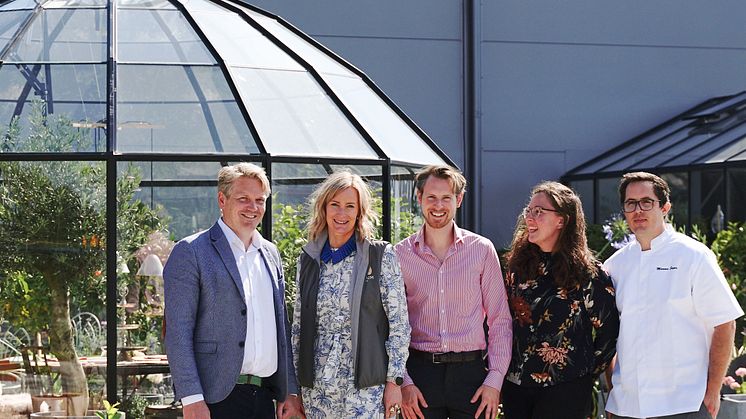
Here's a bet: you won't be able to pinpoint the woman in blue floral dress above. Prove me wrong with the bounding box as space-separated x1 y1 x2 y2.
292 170 410 419
502 181 619 419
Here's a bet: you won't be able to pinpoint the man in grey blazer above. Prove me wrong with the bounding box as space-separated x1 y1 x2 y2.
164 163 304 419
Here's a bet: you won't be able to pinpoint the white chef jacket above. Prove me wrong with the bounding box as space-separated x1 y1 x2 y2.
603 225 743 418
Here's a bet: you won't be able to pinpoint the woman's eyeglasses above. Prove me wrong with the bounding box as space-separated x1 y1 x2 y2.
523 206 559 219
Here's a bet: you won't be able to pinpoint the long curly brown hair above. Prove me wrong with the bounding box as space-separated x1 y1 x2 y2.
506 181 597 289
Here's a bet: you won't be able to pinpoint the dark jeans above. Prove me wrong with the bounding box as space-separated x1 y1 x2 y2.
207 383 275 419
407 353 489 419
501 375 594 419
612 403 710 419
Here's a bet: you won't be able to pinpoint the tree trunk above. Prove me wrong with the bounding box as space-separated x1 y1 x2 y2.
45 270 89 416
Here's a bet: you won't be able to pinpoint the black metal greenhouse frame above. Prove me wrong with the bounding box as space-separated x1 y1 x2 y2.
0 0 456 402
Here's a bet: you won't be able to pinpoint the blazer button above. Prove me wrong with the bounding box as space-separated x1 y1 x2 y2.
241 309 247 316
239 341 245 348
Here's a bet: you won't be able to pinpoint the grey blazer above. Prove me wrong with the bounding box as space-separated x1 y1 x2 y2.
163 222 298 404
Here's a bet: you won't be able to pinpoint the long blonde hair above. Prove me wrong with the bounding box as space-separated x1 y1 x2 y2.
307 170 377 242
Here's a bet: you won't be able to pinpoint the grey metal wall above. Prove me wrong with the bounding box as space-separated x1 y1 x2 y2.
248 0 746 247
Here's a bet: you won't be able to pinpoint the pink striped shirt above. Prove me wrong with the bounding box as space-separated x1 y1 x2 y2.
394 224 512 390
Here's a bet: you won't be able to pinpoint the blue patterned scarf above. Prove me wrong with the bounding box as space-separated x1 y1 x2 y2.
320 235 357 264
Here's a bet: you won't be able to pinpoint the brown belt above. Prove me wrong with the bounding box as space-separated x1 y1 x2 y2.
409 348 485 364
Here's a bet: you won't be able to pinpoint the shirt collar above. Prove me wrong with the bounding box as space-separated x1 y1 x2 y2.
648 224 674 250
218 218 262 252
413 221 465 249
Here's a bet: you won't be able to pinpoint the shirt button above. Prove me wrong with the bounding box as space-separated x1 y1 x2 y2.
241 309 247 316
239 341 245 348
440 289 444 293
442 329 446 333
441 310 445 313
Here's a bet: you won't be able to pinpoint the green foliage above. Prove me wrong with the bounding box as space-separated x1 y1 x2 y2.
692 222 746 347
95 400 122 419
120 394 148 419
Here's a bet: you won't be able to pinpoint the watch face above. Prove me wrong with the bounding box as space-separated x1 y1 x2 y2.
395 377 403 386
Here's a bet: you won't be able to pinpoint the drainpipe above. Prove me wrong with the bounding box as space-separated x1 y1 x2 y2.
462 0 481 232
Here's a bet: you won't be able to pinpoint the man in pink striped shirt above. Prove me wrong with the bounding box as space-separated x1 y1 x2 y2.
395 165 512 419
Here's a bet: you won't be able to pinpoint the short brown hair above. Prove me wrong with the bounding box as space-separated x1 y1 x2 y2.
618 172 669 207
414 165 466 195
218 163 271 197
307 169 378 242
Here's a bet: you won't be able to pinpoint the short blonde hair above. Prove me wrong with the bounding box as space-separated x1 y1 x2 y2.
307 170 377 242
218 163 270 197
415 165 467 196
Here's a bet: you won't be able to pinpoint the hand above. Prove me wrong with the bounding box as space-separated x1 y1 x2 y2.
401 384 428 419
277 394 306 419
470 385 499 419
703 386 720 419
183 400 211 419
384 382 402 418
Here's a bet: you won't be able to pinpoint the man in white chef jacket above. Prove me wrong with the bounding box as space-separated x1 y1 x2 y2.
604 171 743 419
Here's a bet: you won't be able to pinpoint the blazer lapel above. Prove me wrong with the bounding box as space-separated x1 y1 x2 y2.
209 223 246 301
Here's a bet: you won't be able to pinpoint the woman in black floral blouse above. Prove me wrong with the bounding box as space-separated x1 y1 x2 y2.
502 181 619 419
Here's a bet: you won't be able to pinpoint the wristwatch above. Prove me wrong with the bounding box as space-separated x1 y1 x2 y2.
387 376 404 386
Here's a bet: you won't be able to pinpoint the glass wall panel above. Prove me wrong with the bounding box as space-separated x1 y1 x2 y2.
183 0 303 72
690 169 725 232
231 68 376 158
660 172 688 227
0 64 107 152
0 160 109 412
728 168 746 222
117 9 215 64
117 65 256 154
3 8 106 63
597 177 620 223
0 10 33 52
569 179 594 224
391 165 421 243
325 75 446 165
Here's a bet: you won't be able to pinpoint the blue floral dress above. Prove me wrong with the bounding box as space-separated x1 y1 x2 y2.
292 246 410 419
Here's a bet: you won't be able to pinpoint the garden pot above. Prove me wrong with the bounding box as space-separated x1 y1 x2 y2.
31 393 88 415
718 394 746 419
30 410 125 418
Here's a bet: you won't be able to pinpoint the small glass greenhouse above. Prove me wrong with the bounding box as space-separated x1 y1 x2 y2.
0 0 453 411
563 91 746 231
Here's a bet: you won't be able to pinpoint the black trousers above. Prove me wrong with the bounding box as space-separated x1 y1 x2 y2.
407 354 489 419
501 375 594 419
207 383 275 419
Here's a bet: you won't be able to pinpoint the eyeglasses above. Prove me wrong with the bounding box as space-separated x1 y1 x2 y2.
523 206 559 219
622 198 660 213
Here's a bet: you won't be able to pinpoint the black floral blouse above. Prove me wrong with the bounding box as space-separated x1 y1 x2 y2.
504 253 619 387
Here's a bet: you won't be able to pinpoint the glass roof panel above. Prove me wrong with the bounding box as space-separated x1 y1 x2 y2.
117 9 215 64
230 67 376 158
117 64 257 153
325 75 446 165
574 119 694 174
702 135 746 164
117 0 175 10
684 92 746 119
666 121 746 167
0 0 37 11
603 127 693 172
0 10 33 52
0 63 106 152
241 8 355 78
628 131 715 169
42 0 105 8
178 0 304 71
3 8 106 62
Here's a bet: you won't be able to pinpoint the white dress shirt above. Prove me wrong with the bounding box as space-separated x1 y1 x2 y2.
182 220 278 406
603 225 743 418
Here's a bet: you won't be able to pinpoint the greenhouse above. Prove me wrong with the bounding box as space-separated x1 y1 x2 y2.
563 91 746 232
0 0 453 415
